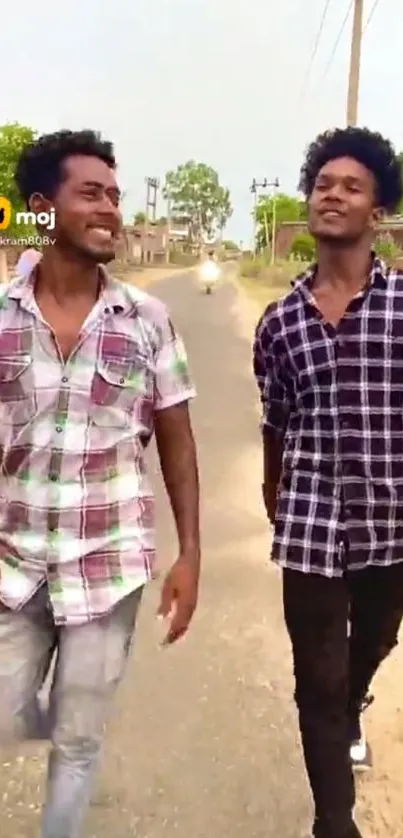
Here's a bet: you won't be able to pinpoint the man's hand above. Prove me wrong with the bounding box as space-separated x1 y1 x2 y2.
262 481 277 525
262 428 282 525
157 553 200 645
154 401 200 644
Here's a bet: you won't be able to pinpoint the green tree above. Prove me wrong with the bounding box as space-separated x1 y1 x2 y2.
290 232 316 262
255 193 307 250
222 239 239 251
133 211 146 226
163 161 232 247
0 122 37 280
0 123 37 234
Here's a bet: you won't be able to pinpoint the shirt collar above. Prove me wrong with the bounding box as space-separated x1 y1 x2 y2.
291 252 388 297
7 264 131 316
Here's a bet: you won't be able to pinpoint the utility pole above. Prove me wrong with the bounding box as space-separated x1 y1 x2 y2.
165 193 172 264
251 179 270 256
250 178 279 259
145 177 159 222
270 178 280 266
250 179 259 255
346 0 364 126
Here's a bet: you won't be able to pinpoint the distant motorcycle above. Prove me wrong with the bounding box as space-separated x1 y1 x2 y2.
199 258 221 295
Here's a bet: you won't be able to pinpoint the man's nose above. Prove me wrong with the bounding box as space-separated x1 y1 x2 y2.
325 183 344 201
96 193 120 215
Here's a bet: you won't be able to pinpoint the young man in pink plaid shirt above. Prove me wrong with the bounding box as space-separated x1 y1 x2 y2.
0 130 200 837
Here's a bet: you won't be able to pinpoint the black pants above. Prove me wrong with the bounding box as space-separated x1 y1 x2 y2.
283 564 403 838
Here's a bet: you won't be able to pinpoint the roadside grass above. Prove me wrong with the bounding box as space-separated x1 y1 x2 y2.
238 255 309 308
238 251 403 308
111 261 194 288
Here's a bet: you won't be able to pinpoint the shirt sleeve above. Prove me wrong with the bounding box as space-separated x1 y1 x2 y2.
253 312 290 434
154 309 196 410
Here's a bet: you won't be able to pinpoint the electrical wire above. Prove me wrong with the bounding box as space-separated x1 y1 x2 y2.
321 0 354 82
297 0 381 138
363 0 381 33
300 0 333 100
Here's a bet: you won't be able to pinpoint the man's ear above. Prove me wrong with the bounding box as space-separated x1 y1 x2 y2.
371 206 384 231
28 192 52 214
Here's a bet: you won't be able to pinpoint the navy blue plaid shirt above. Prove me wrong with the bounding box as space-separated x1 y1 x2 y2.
253 256 403 576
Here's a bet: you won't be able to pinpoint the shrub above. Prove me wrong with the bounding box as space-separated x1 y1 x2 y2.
374 232 401 261
290 232 316 262
134 211 146 225
168 247 198 267
222 239 239 251
239 253 269 278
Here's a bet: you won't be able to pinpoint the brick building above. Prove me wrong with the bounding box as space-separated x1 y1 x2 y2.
116 220 192 265
276 219 403 259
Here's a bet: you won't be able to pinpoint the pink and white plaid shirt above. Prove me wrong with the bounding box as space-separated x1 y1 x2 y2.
0 270 196 625
14 248 42 278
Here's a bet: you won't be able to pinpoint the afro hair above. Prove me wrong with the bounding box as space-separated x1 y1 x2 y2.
15 129 116 206
299 126 403 214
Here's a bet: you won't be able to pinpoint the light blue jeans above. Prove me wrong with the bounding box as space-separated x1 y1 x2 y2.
0 584 143 838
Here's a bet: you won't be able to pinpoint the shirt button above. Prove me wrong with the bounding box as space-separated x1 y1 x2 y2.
119 377 125 385
341 420 349 430
345 508 352 518
55 426 63 434
49 473 58 482
61 376 68 383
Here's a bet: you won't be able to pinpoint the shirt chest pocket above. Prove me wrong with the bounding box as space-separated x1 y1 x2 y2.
0 354 36 426
91 353 152 428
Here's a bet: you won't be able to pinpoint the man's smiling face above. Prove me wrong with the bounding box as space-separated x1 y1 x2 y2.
29 154 122 264
308 156 382 245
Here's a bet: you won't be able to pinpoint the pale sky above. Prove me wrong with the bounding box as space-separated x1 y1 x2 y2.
2 0 402 245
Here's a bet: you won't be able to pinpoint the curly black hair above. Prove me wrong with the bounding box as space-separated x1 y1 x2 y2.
15 129 116 206
299 127 403 214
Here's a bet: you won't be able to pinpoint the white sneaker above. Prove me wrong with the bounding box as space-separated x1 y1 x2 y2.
349 717 373 772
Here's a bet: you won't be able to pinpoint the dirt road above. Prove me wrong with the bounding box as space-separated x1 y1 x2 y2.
1 268 403 837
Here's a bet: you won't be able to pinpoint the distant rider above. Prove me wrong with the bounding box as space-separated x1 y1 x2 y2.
199 250 221 293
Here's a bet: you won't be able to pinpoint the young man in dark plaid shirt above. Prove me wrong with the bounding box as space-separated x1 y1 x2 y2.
253 127 403 838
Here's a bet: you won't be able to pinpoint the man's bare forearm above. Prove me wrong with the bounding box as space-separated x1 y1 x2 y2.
262 427 283 522
155 403 200 558
263 427 283 487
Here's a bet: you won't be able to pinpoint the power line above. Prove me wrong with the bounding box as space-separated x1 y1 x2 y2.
363 0 381 33
300 0 333 99
321 0 354 82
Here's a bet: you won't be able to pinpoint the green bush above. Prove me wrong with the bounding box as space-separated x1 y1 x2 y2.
290 232 316 262
133 211 146 225
168 247 198 267
239 253 269 278
222 239 239 251
374 233 401 261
